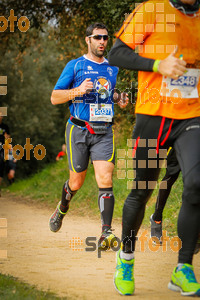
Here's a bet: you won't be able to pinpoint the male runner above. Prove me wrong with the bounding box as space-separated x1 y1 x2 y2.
109 0 200 296
49 23 127 248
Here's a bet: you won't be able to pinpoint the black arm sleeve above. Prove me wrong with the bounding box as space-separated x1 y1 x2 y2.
108 39 155 72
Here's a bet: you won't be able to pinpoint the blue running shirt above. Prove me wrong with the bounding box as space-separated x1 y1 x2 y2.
54 55 119 122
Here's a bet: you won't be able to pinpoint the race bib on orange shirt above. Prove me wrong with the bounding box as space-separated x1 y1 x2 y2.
161 69 200 99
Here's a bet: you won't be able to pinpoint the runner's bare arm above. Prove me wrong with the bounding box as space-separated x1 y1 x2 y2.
51 78 93 105
113 92 129 108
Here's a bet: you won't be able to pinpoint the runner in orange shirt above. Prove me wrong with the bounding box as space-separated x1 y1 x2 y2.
109 0 200 296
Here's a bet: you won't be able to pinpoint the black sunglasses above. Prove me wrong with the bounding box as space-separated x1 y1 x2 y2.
88 34 109 41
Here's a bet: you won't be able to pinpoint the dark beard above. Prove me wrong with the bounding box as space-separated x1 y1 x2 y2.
92 48 105 58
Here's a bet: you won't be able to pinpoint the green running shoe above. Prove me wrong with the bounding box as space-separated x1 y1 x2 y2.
168 264 200 297
114 250 135 295
49 201 67 232
98 228 117 251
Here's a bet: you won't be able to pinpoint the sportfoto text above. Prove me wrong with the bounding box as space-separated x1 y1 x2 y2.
69 230 182 258
3 138 46 160
0 9 30 32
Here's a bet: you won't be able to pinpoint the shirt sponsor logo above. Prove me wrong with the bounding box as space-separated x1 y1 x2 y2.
107 67 113 76
94 77 111 100
84 71 98 74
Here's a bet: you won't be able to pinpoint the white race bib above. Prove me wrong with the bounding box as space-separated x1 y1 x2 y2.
161 68 200 99
89 103 113 122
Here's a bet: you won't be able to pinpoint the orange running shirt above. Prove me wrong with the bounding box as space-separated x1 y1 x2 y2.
116 0 200 119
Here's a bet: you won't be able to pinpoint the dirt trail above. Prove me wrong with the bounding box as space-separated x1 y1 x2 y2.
0 193 199 300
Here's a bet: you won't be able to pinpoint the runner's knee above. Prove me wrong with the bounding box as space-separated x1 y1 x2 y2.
126 188 152 207
184 173 200 204
96 172 113 188
69 178 84 191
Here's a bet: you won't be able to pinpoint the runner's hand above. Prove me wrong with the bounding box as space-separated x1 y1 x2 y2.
158 46 186 80
79 78 93 94
113 92 129 108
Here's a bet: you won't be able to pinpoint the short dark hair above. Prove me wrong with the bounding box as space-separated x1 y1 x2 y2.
86 23 108 36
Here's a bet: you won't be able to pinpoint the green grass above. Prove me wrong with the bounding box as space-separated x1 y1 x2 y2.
1 124 184 298
3 121 183 235
4 157 183 236
6 157 100 216
0 273 67 300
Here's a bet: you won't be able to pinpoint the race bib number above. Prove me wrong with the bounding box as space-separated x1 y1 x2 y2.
160 68 200 99
89 104 113 122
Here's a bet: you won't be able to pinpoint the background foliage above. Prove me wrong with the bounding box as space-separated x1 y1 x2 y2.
0 0 139 178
